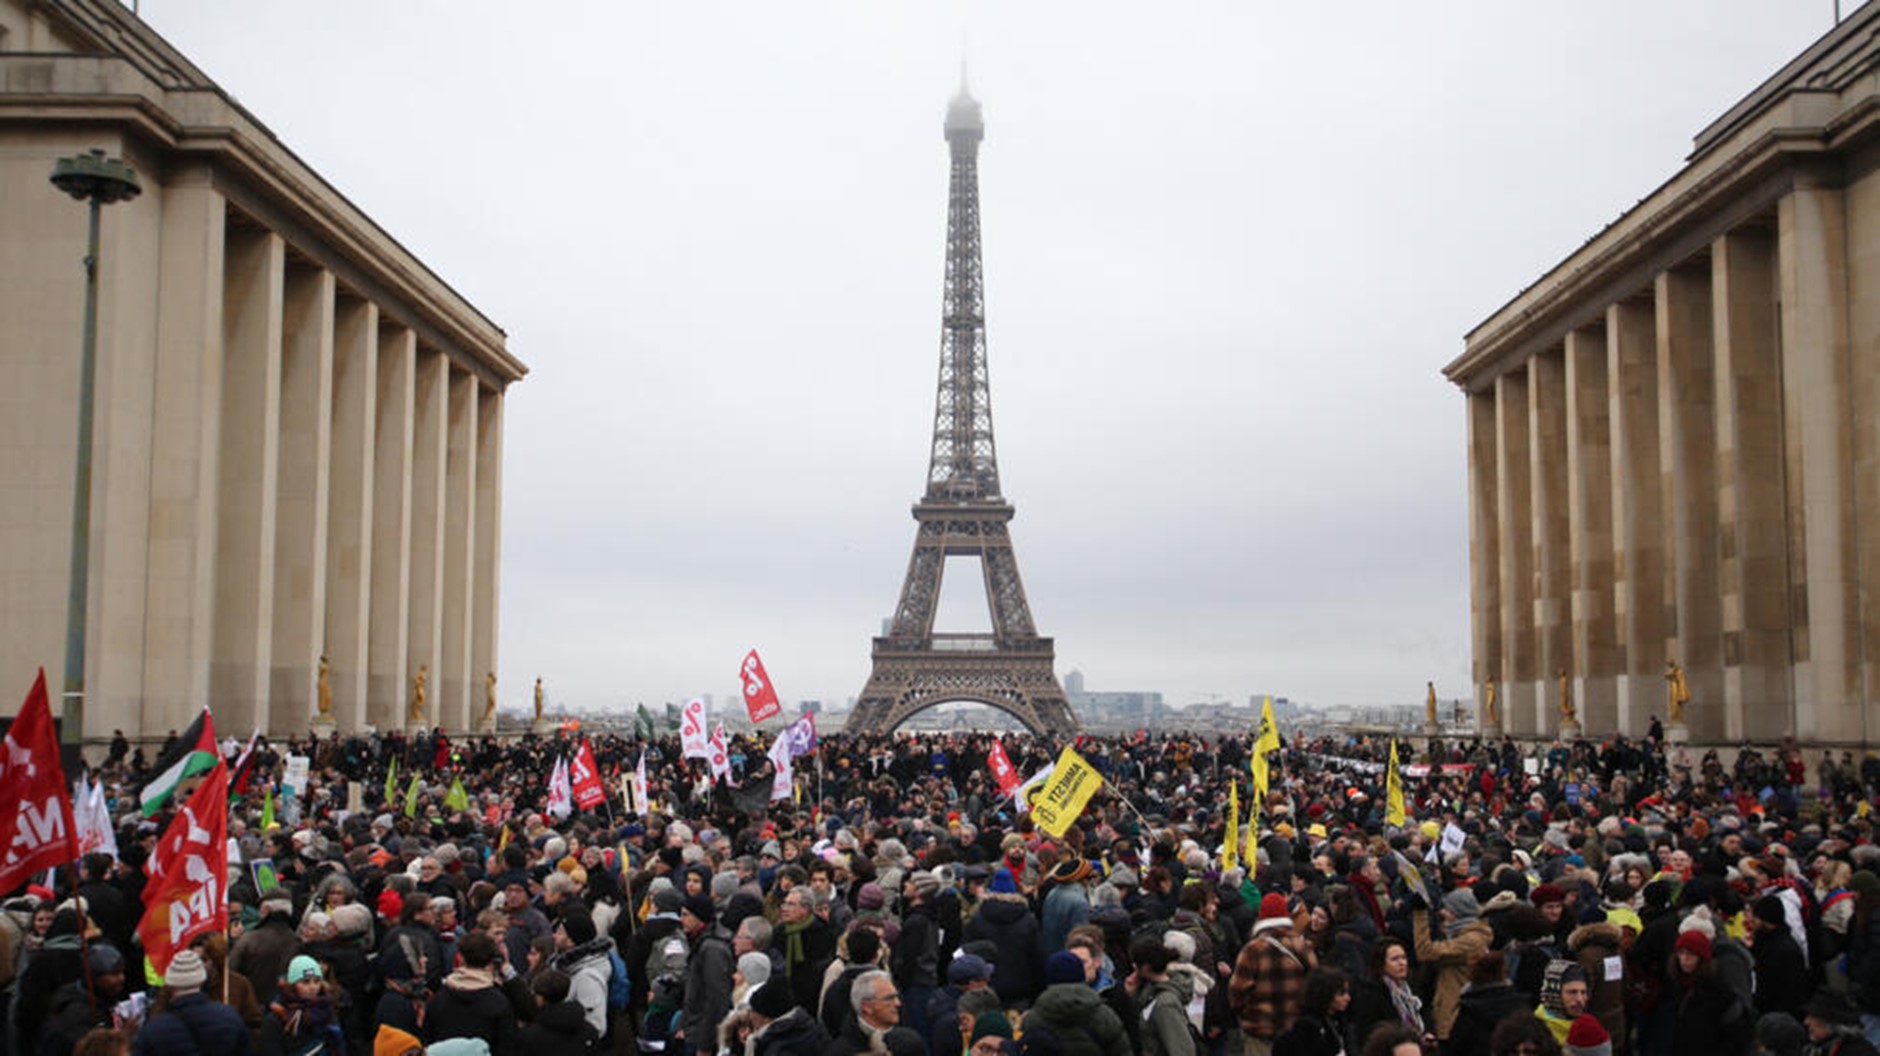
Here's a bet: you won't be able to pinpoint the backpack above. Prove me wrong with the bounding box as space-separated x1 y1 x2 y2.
607 947 632 1014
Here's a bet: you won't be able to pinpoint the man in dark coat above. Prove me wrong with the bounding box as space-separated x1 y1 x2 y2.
131 950 253 1056
829 969 928 1056
1751 895 1810 1021
679 894 735 1056
229 894 302 1005
622 884 685 1022
747 979 833 1056
822 926 882 1039
424 933 519 1056
963 870 1043 1006
39 944 125 1056
771 887 835 1014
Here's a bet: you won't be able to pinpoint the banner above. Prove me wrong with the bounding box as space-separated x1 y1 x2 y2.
282 755 310 796
1385 740 1406 827
445 778 470 813
383 755 399 806
783 714 818 758
1030 746 1103 840
1014 762 1055 813
571 742 606 810
740 650 783 725
0 670 77 892
1223 779 1240 873
680 698 711 760
138 757 228 976
632 750 650 815
707 723 731 784
547 756 572 820
768 734 793 802
75 778 117 861
140 706 218 817
987 742 1020 795
1251 696 1281 804
635 703 658 741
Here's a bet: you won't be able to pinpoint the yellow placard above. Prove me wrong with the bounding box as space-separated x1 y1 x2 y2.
1031 746 1103 839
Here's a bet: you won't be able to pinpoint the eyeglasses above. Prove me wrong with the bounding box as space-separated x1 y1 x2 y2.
867 992 902 1003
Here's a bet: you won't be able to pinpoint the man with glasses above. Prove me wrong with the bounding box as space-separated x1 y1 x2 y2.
830 969 926 1056
773 888 835 1013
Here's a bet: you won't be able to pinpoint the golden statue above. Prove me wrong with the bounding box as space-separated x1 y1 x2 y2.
533 677 545 721
1666 659 1690 724
409 665 428 723
1558 668 1576 724
317 653 333 718
1425 681 1438 725
483 671 498 723
1483 675 1499 728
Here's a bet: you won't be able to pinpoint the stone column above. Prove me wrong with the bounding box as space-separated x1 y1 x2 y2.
368 324 414 732
1565 324 1618 734
1779 180 1861 743
406 348 448 731
1495 369 1536 734
325 297 377 731
1656 265 1723 740
210 225 284 736
270 264 334 736
441 368 478 732
1608 298 1664 736
140 166 225 734
1529 349 1572 738
472 387 505 734
1712 228 1792 741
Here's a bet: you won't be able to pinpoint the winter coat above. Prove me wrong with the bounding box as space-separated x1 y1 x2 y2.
553 936 615 1039
231 918 303 1005
1668 974 1751 1056
773 915 836 1013
964 893 1044 1005
1567 921 1627 1045
827 1017 928 1056
624 914 685 1018
14 936 86 1047
1041 884 1091 957
751 1007 833 1056
133 992 256 1056
1138 974 1198 1056
517 999 599 1054
892 902 940 990
680 924 735 1056
821 960 875 1040
1273 1013 1349 1056
1445 982 1528 1056
1026 982 1133 1056
425 967 519 1056
151 965 266 1047
1410 910 1493 1039
1750 924 1809 1020
1230 922 1317 1041
38 979 113 1056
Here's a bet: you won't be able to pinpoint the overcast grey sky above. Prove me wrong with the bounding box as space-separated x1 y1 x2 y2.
145 2 1834 718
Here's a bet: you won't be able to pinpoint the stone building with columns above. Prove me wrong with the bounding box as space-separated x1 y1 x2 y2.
1446 8 1880 747
0 0 524 741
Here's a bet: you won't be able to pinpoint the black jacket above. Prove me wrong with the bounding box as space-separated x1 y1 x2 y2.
1445 982 1529 1056
1273 1013 1347 1056
680 924 735 1056
38 979 113 1056
518 998 598 1054
426 969 519 1056
1751 926 1809 1021
892 902 940 990
963 893 1043 1005
752 1007 833 1056
132 992 255 1056
772 915 836 1013
821 961 874 1039
828 1017 927 1056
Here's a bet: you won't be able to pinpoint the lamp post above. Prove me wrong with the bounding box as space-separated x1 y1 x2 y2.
49 148 141 746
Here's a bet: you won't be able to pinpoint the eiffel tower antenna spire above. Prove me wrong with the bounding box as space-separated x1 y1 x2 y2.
846 83 1077 737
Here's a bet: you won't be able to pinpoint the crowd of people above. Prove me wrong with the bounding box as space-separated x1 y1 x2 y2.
7 720 1880 1056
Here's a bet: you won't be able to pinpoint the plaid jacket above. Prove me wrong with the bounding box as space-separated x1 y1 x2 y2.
1228 922 1317 1040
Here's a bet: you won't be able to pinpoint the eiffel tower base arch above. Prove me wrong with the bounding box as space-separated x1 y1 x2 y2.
845 642 1080 736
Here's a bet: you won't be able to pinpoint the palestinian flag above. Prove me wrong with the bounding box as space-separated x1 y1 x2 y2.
140 708 219 817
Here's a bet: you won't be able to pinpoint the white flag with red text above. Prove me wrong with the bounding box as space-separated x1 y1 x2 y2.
546 756 572 820
680 698 711 761
708 723 731 784
768 734 793 801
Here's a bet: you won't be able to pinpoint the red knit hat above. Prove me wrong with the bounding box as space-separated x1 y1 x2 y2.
1565 1015 1609 1046
1530 883 1566 906
1674 930 1712 960
377 888 404 920
1258 893 1290 920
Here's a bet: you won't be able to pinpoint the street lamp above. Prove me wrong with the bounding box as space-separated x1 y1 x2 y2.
49 148 141 746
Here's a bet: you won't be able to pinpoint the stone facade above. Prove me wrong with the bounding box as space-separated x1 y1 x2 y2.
0 0 524 740
1448 8 1880 745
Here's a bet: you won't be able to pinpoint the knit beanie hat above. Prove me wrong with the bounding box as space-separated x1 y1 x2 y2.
1045 950 1086 985
1540 960 1586 1019
559 907 597 945
989 869 1020 895
911 870 941 900
1564 1014 1612 1056
748 979 795 1019
1755 1012 1808 1056
737 952 772 988
973 1012 1015 1042
651 883 684 914
1753 896 1787 926
1258 893 1290 921
856 882 886 910
374 1025 425 1056
1443 888 1481 922
1530 883 1567 907
1674 930 1713 962
165 949 208 991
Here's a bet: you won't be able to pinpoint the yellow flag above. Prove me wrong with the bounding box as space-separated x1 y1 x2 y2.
1385 739 1407 827
1031 746 1103 839
1251 695 1281 805
1223 780 1240 872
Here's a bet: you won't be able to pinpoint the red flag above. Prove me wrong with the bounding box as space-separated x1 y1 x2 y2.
0 670 78 893
571 742 606 811
987 741 1020 795
740 649 782 725
138 756 228 976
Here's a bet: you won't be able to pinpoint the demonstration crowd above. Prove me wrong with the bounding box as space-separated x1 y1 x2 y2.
7 707 1880 1056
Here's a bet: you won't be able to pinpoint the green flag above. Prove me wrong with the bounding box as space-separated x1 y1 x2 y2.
384 756 398 807
403 773 422 817
260 786 276 832
636 703 656 740
445 777 469 813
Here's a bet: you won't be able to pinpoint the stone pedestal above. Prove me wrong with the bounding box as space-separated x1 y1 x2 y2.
1480 722 1502 740
1664 722 1690 745
532 716 557 735
406 719 429 736
311 715 337 739
476 713 497 736
1560 720 1582 741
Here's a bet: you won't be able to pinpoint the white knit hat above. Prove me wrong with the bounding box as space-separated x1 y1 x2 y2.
166 949 208 991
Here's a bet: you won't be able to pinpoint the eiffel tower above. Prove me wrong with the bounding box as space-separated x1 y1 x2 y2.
845 80 1078 737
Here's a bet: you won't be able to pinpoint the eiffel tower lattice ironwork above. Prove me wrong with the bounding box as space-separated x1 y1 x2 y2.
846 81 1078 737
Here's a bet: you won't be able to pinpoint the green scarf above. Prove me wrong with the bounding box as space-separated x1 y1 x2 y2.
783 918 812 973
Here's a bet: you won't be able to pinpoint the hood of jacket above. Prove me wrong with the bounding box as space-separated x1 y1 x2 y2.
1032 981 1105 1022
531 999 592 1037
1568 921 1621 955
1145 973 1194 1007
975 893 1033 926
441 965 498 994
555 935 613 972
1169 962 1212 997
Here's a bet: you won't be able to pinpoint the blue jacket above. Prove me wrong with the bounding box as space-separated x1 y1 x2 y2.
132 993 255 1056
1041 884 1091 957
